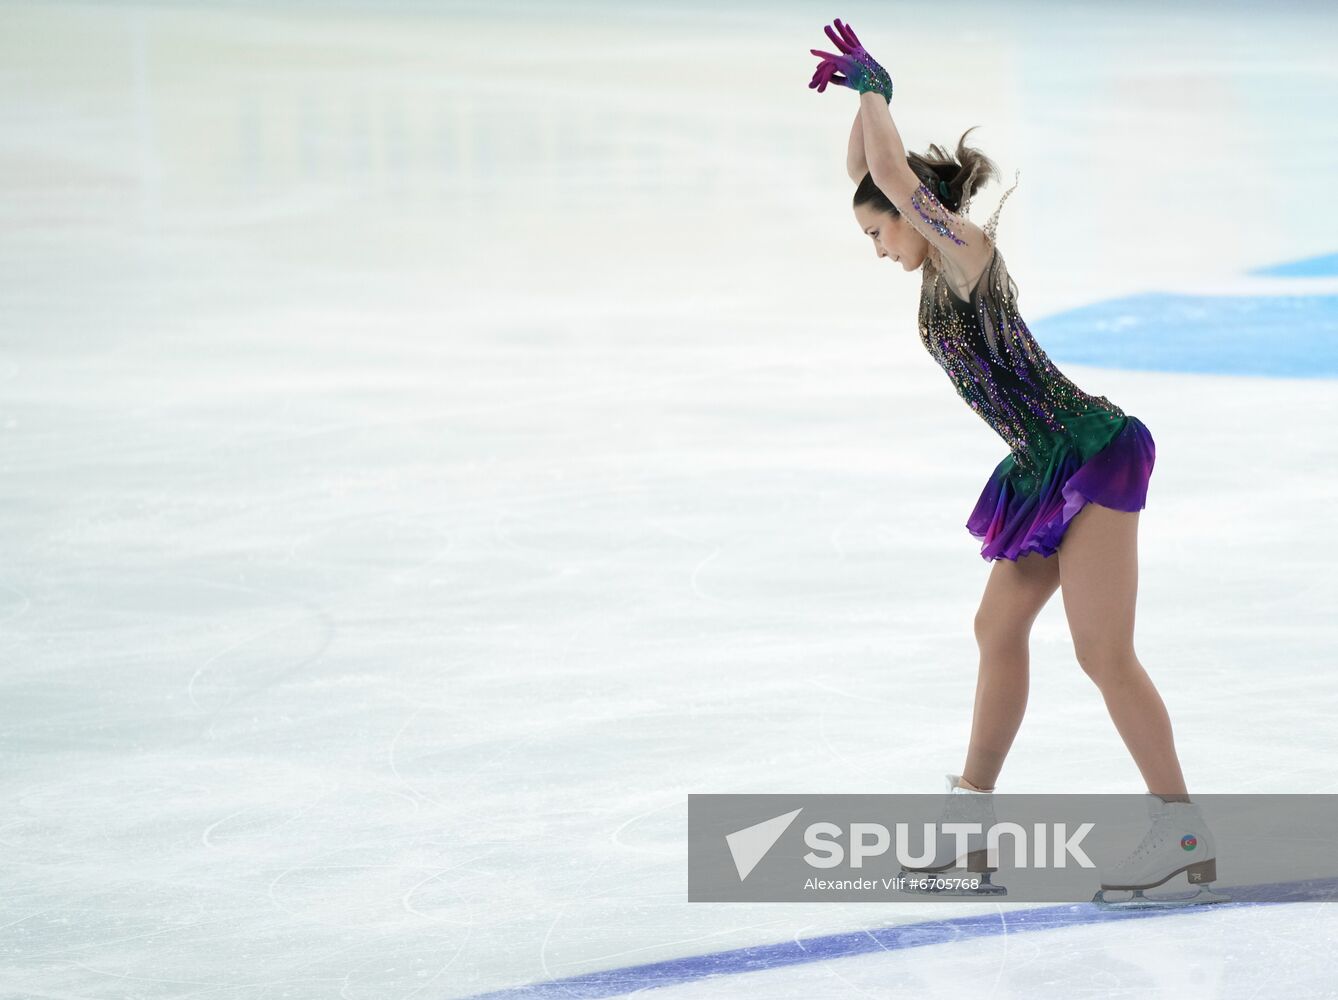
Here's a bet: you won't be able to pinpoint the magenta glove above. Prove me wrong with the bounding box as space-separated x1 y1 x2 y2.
807 18 893 102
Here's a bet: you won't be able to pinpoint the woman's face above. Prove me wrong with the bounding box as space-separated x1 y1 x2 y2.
853 203 931 272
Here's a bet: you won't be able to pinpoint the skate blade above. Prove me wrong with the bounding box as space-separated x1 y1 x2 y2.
1092 886 1232 910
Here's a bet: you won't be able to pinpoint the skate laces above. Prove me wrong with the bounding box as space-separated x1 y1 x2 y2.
1122 813 1198 866
1126 821 1170 863
1135 804 1204 858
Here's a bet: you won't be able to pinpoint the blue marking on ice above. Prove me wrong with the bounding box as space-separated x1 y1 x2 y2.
461 879 1333 1000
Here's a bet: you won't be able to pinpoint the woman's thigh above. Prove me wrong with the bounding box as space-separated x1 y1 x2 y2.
1056 502 1140 671
975 548 1062 642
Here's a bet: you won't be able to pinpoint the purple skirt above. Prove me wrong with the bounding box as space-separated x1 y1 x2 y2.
966 415 1156 562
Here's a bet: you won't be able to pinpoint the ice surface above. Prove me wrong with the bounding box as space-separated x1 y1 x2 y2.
1 1 1335 998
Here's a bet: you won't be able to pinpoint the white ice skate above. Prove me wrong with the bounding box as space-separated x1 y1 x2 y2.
898 773 1007 897
1092 795 1232 910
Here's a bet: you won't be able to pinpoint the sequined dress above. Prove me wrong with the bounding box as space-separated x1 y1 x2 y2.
911 174 1156 561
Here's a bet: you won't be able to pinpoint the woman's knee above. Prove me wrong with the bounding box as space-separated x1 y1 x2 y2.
973 608 1031 654
1072 640 1139 683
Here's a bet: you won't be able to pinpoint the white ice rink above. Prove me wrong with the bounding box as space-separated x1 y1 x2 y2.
3 1 1337 997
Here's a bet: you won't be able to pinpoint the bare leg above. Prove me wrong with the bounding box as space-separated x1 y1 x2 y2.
1057 502 1188 798
963 549 1061 790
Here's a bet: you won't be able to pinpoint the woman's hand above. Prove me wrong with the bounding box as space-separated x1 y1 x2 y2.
807 19 893 102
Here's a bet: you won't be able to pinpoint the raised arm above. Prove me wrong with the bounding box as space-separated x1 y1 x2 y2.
847 107 868 184
857 91 993 282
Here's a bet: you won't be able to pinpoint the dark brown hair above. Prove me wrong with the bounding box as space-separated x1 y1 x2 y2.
853 125 998 217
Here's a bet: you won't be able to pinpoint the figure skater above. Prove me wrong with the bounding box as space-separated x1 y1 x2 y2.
808 18 1228 909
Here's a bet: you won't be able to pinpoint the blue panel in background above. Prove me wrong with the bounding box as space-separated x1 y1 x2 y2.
1035 252 1338 377
1249 253 1338 278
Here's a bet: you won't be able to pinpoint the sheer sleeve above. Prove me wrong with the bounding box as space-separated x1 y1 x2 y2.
892 178 990 281
980 169 1020 245
888 169 1021 285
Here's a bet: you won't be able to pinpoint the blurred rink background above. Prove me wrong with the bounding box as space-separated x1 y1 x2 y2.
2 0 1337 997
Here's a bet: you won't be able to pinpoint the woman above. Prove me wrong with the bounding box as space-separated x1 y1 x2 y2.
809 19 1226 908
